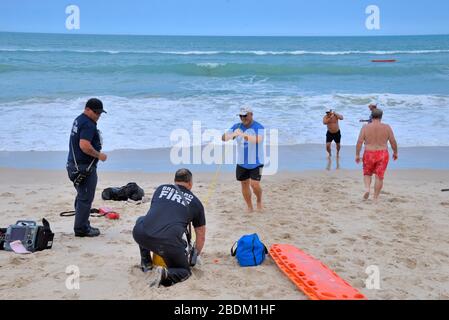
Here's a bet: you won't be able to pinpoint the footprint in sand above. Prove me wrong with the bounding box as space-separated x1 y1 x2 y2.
8 256 28 266
281 233 292 240
1 192 15 197
353 258 365 267
404 258 418 269
191 268 204 279
388 197 408 204
62 293 80 300
323 248 338 255
433 251 449 259
343 237 357 244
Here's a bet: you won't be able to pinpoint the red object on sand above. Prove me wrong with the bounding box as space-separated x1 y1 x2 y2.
371 59 397 63
99 207 120 219
105 212 120 220
270 244 367 300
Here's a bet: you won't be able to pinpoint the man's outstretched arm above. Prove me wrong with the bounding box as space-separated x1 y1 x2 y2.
194 226 206 255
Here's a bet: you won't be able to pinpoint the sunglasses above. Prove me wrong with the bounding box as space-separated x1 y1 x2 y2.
239 114 248 119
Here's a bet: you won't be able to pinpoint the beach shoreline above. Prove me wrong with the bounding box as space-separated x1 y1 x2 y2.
1 167 448 300
1 144 449 173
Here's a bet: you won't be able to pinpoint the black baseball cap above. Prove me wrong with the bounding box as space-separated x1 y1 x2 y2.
86 98 107 114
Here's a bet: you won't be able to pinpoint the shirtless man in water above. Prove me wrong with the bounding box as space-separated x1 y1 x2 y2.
323 110 344 158
356 108 398 200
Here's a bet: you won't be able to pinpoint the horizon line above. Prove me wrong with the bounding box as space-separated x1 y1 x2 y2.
1 30 449 38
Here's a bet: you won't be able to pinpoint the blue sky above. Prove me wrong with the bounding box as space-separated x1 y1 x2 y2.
0 0 448 36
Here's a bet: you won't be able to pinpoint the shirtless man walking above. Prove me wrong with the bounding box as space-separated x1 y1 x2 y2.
356 108 398 200
323 109 344 158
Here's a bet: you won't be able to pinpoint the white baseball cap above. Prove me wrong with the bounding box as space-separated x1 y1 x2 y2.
237 106 253 116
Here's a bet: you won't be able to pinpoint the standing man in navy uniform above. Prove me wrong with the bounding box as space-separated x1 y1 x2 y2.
67 98 108 237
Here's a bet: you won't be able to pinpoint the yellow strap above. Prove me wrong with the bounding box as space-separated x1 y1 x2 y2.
203 163 222 207
191 163 222 242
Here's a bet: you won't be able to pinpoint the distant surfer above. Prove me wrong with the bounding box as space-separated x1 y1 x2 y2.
360 103 378 123
356 108 398 201
323 109 344 158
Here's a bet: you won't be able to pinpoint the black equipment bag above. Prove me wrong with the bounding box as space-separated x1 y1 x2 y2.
101 187 128 201
101 182 144 201
125 182 145 201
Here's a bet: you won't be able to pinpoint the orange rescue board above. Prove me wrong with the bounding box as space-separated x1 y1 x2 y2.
270 244 367 300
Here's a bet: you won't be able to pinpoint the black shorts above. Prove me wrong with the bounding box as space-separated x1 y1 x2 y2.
326 130 341 144
236 165 263 182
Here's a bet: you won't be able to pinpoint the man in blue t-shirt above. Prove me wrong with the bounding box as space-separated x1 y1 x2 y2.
66 98 108 237
222 106 265 213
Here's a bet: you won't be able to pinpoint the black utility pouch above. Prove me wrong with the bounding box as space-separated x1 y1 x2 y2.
67 164 91 187
35 219 54 251
73 170 89 187
0 228 7 250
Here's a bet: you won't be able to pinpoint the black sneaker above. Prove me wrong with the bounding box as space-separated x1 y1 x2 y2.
149 266 168 288
75 227 101 238
141 259 153 273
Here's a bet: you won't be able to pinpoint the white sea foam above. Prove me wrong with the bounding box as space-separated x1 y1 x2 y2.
1 93 448 151
1 48 449 56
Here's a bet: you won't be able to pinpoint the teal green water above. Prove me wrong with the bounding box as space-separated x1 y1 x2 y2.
0 32 448 150
1 32 449 100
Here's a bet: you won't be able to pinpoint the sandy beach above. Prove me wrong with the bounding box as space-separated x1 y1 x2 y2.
1 167 448 300
2 1 449 305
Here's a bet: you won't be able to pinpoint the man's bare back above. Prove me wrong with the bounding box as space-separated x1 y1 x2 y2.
361 122 395 151
356 109 398 201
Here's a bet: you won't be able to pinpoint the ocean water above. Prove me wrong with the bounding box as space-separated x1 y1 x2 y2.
1 32 449 151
